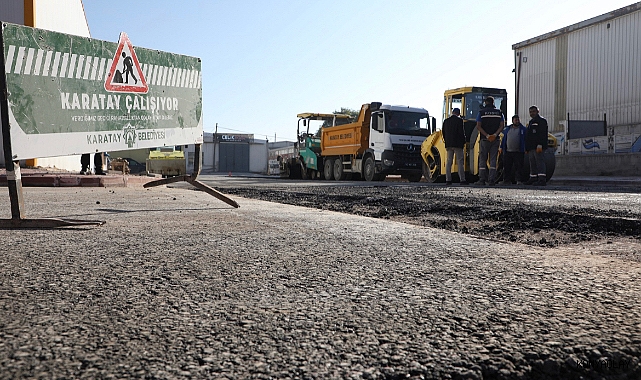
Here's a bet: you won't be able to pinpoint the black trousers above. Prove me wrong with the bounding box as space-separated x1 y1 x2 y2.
81 153 103 173
94 153 104 174
81 154 90 172
503 151 524 183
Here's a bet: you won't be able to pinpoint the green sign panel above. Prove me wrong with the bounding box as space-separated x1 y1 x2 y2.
1 22 203 160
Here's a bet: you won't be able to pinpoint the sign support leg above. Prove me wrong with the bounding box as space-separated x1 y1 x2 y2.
6 161 24 220
144 144 239 208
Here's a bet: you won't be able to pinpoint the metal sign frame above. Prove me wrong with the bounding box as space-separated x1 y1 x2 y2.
2 23 204 160
0 23 237 227
0 24 104 227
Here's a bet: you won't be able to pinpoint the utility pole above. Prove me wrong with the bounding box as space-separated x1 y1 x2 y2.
213 123 218 172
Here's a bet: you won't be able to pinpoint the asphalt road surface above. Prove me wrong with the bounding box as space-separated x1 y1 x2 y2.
202 175 641 252
0 185 640 379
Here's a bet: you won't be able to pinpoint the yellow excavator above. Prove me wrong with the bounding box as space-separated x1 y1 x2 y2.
421 86 557 182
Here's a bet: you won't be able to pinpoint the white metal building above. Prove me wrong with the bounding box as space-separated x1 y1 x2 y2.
1 0 91 171
513 2 641 157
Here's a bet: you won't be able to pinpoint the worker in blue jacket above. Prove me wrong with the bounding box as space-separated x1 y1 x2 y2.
499 115 527 185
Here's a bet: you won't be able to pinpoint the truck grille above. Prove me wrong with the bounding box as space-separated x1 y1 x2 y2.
392 144 422 164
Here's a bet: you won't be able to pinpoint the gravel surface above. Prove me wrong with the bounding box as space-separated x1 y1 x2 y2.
0 187 640 379
221 184 641 253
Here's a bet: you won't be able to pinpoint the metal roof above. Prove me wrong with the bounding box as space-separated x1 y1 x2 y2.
512 1 641 49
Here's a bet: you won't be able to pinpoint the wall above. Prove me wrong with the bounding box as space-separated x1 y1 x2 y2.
516 7 641 133
0 1 24 24
34 0 90 37
249 142 268 173
555 153 641 176
566 12 641 128
516 39 557 130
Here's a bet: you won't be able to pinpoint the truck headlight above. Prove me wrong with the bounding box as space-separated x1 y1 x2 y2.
383 159 394 166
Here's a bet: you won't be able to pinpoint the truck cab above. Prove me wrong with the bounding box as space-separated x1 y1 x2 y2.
369 103 434 181
321 102 435 182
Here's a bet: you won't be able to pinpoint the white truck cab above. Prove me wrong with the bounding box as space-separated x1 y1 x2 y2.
369 103 433 181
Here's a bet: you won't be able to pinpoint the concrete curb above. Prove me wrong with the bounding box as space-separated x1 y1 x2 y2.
0 174 156 187
549 176 641 188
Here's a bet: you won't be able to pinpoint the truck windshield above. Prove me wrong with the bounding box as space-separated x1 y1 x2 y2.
464 92 506 121
387 112 430 136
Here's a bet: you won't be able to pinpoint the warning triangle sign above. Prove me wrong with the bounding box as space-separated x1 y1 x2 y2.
104 32 148 93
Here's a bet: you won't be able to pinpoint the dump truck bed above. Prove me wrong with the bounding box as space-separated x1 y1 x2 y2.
320 104 371 157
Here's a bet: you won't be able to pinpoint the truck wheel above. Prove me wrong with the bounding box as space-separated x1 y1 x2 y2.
300 162 308 180
363 156 376 181
324 158 334 180
289 160 302 179
334 157 346 180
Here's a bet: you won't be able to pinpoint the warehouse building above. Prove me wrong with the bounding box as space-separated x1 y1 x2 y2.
513 2 641 175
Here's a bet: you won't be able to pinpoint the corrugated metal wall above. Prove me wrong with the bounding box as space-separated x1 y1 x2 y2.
516 39 557 129
516 8 641 132
0 1 24 24
566 11 641 128
35 0 90 37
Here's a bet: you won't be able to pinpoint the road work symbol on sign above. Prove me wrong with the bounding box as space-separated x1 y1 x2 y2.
104 32 148 93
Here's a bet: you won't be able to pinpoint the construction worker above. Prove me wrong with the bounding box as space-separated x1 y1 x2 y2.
475 96 505 185
525 105 548 186
441 108 468 185
122 52 138 84
499 115 527 185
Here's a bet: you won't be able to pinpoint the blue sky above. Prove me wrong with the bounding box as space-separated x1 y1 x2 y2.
84 0 636 142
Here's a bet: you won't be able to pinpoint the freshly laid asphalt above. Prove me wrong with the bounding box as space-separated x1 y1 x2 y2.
0 186 639 379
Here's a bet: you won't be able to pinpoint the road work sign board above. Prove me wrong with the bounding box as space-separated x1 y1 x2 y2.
1 22 203 160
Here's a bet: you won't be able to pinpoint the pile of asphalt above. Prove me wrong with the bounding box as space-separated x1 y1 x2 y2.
0 188 639 379
222 185 641 251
